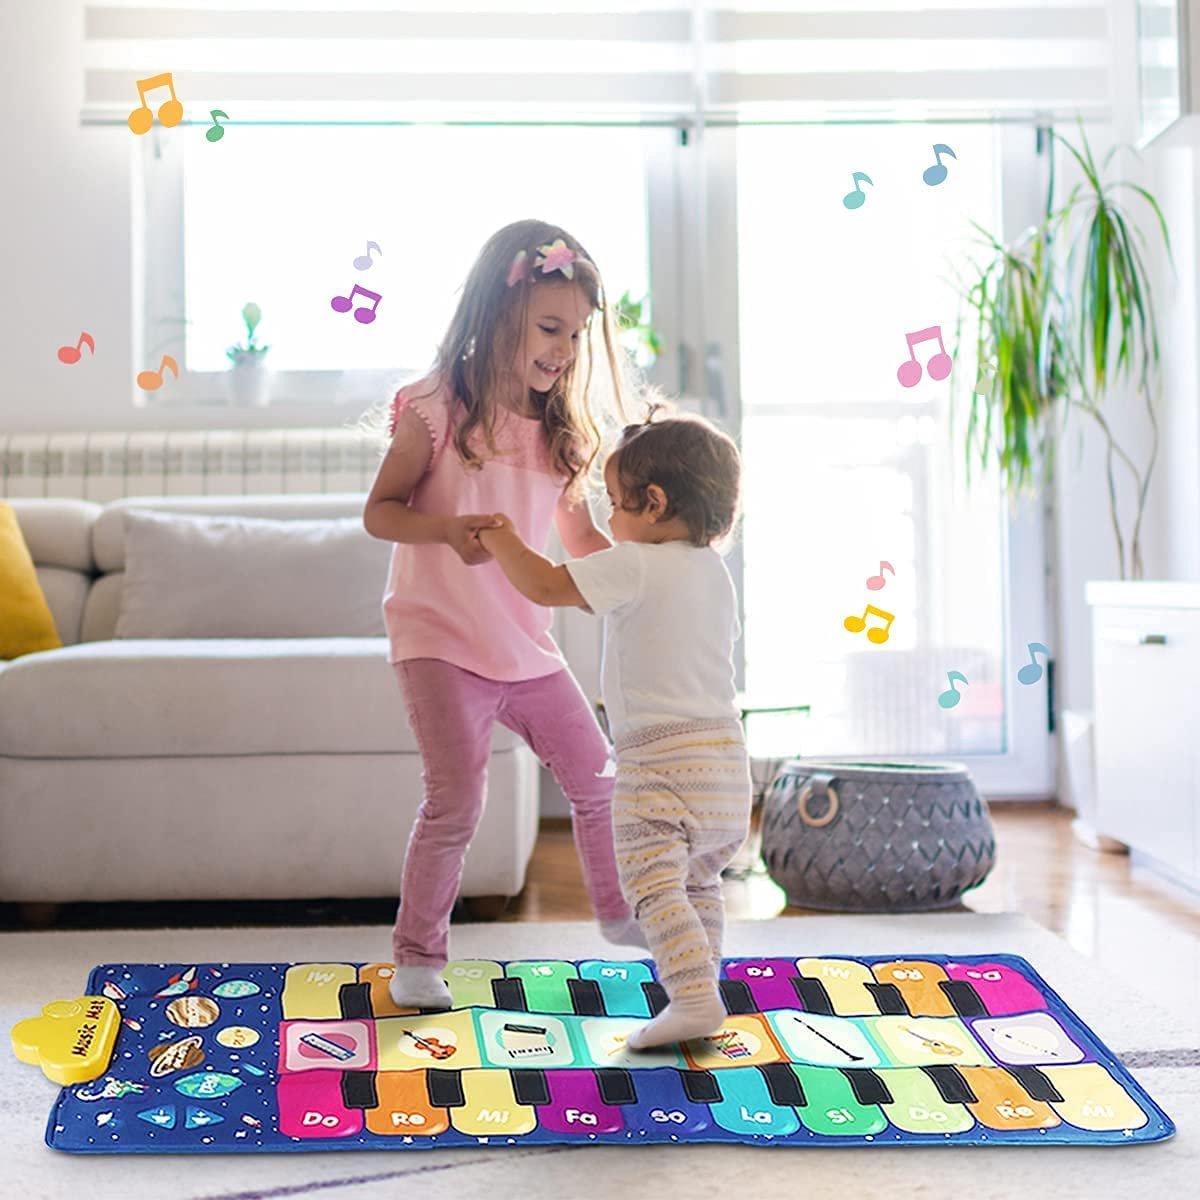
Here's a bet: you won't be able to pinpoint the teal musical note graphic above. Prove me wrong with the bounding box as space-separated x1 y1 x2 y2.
842 172 874 210
922 143 957 186
1017 642 1051 685
937 671 969 709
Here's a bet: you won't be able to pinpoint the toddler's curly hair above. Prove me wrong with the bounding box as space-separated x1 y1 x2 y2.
609 403 741 548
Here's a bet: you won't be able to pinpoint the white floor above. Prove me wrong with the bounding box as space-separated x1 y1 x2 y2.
2 915 1194 1200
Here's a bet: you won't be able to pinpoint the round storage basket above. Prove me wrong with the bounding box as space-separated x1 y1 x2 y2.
761 760 995 912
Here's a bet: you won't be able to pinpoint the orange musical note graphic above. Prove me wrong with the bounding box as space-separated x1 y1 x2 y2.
137 355 180 392
127 73 183 136
57 332 95 365
866 560 894 591
843 604 894 645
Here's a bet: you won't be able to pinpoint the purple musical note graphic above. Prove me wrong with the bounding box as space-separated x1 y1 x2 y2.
331 284 382 325
353 241 382 271
897 326 953 388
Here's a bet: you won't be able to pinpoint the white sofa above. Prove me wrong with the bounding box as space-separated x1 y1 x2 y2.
0 494 540 912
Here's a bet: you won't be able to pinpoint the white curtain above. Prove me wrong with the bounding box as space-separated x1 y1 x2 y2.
82 0 1111 125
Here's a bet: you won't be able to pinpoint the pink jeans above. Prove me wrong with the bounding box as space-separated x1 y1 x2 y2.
392 657 632 966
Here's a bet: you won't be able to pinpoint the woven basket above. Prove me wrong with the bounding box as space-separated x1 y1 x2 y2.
761 759 995 912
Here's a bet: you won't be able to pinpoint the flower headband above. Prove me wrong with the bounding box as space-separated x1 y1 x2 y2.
507 238 592 287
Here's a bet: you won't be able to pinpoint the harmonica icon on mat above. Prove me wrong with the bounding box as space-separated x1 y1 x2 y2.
298 1032 355 1061
499 1022 553 1059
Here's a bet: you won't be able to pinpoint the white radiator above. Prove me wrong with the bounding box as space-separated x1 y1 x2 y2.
0 429 380 501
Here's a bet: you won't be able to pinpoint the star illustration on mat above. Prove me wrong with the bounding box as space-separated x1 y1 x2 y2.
534 238 577 278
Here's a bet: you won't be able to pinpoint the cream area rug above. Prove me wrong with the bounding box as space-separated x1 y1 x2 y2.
2 914 1195 1200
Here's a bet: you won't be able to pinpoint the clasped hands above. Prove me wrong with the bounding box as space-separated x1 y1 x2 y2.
444 512 517 566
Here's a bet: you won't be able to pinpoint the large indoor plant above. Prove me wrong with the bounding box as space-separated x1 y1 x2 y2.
958 126 1171 580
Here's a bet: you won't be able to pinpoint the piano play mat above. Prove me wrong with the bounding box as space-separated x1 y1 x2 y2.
41 953 1172 1152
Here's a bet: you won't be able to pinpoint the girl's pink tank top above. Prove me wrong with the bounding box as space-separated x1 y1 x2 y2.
381 376 569 681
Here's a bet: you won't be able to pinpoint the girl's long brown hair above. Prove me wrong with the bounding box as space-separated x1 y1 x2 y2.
410 219 632 501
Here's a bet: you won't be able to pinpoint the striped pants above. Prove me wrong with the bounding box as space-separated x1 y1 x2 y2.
613 718 752 1001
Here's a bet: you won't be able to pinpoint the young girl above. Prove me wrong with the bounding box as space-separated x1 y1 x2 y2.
478 411 752 1049
363 219 648 1011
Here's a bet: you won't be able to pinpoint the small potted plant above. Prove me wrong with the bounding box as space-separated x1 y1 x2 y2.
225 301 272 407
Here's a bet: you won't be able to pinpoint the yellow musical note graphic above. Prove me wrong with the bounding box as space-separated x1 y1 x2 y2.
127 73 183 136
843 604 894 645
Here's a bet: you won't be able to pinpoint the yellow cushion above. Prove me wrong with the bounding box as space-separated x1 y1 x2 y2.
0 503 63 659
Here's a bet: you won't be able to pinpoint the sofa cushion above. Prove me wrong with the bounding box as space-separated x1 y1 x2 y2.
0 639 524 758
93 493 368 573
114 509 390 639
6 499 98 572
35 565 90 646
0 504 63 660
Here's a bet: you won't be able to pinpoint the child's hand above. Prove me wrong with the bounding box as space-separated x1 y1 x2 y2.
444 513 501 565
487 512 517 536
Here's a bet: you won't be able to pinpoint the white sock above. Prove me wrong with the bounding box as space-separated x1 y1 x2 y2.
600 916 650 950
389 965 453 1010
626 989 727 1050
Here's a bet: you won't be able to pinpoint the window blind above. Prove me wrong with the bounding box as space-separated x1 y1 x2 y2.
82 1 1111 127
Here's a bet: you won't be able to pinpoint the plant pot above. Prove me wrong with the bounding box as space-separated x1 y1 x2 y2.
226 356 272 407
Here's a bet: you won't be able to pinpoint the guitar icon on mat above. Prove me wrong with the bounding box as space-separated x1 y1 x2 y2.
902 1026 963 1056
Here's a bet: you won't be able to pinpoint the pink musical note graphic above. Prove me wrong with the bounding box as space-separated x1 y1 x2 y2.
57 332 95 365
866 561 894 591
136 354 179 391
897 326 953 388
331 284 382 324
127 73 184 136
922 143 957 187
843 604 894 645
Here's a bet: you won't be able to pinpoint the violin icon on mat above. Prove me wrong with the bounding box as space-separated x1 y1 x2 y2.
401 1028 456 1060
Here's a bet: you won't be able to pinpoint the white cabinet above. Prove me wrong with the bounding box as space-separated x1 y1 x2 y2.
1088 583 1200 886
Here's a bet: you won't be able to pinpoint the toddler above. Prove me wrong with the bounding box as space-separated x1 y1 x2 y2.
479 410 751 1048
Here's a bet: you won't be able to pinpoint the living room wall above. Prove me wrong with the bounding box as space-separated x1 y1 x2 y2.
3 0 1199 798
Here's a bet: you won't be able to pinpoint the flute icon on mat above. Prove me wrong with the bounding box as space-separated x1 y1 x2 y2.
331 284 382 324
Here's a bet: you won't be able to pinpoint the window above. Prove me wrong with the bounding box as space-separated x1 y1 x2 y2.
142 125 658 410
736 124 1024 764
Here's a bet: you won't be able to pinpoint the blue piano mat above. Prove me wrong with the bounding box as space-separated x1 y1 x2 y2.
43 952 1173 1152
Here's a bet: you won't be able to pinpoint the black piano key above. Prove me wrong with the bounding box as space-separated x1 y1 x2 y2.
840 1068 894 1107
718 979 757 1015
595 1068 638 1106
758 1063 806 1108
681 1069 722 1105
642 982 669 1016
491 977 528 1011
921 1065 977 1105
792 977 835 1015
510 1069 551 1106
340 1070 378 1110
338 982 373 1021
568 977 606 1016
865 982 910 1015
1005 1065 1064 1103
940 980 987 1019
426 1068 466 1108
